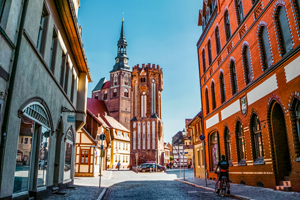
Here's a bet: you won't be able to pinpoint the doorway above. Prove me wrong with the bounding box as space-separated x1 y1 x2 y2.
270 102 291 183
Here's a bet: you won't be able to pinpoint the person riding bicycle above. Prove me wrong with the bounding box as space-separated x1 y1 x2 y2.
214 155 230 195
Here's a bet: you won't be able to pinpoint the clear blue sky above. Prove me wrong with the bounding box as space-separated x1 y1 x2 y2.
78 0 202 144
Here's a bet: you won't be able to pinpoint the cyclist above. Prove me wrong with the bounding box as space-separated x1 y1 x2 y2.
215 155 230 195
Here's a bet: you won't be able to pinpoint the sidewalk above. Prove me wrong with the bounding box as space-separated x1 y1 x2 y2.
177 177 300 200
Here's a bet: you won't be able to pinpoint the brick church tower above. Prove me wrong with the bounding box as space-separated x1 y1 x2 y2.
130 63 164 166
92 20 132 129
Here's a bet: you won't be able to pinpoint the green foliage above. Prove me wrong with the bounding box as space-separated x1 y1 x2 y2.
170 156 173 161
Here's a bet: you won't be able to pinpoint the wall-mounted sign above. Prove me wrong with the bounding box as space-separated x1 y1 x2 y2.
240 96 248 115
67 115 76 122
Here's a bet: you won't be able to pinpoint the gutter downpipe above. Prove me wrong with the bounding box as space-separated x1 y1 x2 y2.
0 0 29 189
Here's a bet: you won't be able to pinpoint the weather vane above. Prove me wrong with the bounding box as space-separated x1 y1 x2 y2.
122 12 124 21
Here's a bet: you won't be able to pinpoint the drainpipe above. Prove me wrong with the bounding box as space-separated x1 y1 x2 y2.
0 0 29 188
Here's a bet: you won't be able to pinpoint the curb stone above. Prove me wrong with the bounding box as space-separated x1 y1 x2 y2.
175 179 252 200
97 188 107 200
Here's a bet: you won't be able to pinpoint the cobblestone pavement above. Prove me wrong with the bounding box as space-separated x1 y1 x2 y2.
182 177 300 200
45 186 104 200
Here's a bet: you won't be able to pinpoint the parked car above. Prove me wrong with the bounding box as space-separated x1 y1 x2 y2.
138 163 166 172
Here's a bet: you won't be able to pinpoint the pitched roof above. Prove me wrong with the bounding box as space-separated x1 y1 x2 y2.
92 77 106 92
102 115 129 133
87 98 109 116
102 81 110 89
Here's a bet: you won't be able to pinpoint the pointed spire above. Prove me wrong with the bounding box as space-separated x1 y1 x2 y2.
120 19 125 39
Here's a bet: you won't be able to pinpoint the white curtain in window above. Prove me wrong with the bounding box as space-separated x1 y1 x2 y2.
138 123 141 149
142 122 146 149
133 131 136 149
152 121 155 149
147 122 150 149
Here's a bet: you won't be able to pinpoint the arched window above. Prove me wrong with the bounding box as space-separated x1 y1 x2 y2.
211 81 216 110
224 127 232 161
95 94 98 99
113 89 117 98
114 74 118 86
202 49 207 72
294 100 300 156
124 89 129 97
251 114 264 160
215 26 221 54
295 0 300 20
140 77 146 82
242 45 253 84
208 40 213 65
210 132 220 169
124 74 129 85
259 26 272 69
224 11 231 41
219 72 226 103
236 121 246 162
235 0 244 24
276 6 292 55
230 61 238 95
103 90 108 100
205 88 210 114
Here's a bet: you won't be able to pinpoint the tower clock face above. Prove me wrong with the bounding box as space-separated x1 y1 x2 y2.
124 58 128 64
116 58 119 63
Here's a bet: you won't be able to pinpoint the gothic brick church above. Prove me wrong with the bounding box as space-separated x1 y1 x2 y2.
92 20 165 166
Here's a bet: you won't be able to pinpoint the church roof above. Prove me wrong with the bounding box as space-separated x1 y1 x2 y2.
87 98 109 117
102 81 110 89
92 77 106 92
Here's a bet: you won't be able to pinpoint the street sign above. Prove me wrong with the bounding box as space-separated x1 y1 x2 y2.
67 115 76 122
199 134 205 141
177 158 179 161
100 145 104 150
99 134 106 140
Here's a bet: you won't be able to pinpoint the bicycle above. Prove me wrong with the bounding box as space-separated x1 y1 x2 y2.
215 174 227 197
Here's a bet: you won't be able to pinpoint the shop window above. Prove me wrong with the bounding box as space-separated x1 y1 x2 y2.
210 132 220 170
81 150 89 164
211 81 216 110
236 121 246 165
259 26 272 69
113 89 117 98
276 6 292 55
235 0 244 25
37 4 49 56
64 131 73 181
205 88 210 114
202 49 207 72
242 46 253 84
219 72 226 103
124 89 129 97
251 114 264 163
224 11 231 41
215 26 221 54
208 40 213 65
224 127 232 164
103 91 108 100
37 126 50 187
230 61 238 95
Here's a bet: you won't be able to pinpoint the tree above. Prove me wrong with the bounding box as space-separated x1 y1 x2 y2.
170 156 173 161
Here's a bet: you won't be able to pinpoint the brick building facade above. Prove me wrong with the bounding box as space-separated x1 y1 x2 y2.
130 64 165 166
197 0 300 191
92 21 132 130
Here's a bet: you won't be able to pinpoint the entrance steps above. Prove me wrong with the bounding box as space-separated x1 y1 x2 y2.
275 176 292 191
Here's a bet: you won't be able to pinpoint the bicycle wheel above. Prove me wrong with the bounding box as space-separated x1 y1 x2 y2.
220 184 226 197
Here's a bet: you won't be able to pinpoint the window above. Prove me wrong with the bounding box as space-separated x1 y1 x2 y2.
207 40 213 65
276 6 292 55
251 114 264 160
60 54 67 88
224 127 232 161
215 27 221 54
0 0 6 21
259 26 272 69
95 94 98 99
124 75 129 85
49 29 58 73
124 89 129 97
141 77 146 82
242 46 253 84
230 61 238 95
113 89 117 98
211 81 216 110
64 63 70 94
202 49 207 72
236 121 246 161
210 132 219 169
224 11 231 41
294 100 300 156
81 150 89 164
219 72 226 103
64 131 73 181
205 88 210 114
103 91 108 100
235 0 244 25
296 0 300 21
114 74 118 85
37 4 49 55
197 150 201 166
70 73 75 102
